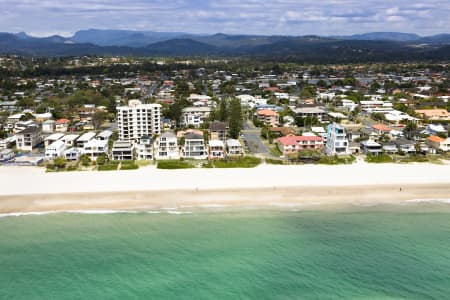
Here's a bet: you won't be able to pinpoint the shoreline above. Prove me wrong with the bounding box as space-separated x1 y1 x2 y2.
1 184 449 214
1 162 450 214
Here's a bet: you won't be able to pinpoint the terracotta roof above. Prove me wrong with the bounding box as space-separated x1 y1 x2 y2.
56 118 70 125
415 109 449 118
427 135 445 143
372 124 391 132
257 109 278 116
277 135 322 146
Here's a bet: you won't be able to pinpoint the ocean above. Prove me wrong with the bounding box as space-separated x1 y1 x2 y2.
1 204 450 299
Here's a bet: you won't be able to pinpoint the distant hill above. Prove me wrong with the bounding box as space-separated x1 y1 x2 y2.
0 30 449 62
341 32 421 42
71 29 189 47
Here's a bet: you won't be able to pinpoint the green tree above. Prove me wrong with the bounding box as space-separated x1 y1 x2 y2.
80 154 91 167
53 157 67 169
228 98 242 139
92 111 107 130
96 153 108 166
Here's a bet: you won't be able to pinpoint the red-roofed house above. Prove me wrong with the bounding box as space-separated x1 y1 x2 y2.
256 109 279 127
372 124 391 134
55 119 70 133
426 135 450 152
276 135 324 157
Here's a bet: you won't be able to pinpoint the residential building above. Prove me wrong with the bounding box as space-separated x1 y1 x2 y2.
181 106 212 128
16 127 43 152
426 135 450 152
360 140 382 155
155 132 179 160
45 140 66 160
182 133 207 160
226 139 243 156
61 134 79 148
325 123 350 156
136 135 153 160
276 135 324 157
208 140 225 159
64 147 82 161
425 124 447 136
111 140 134 161
256 109 279 127
394 139 416 153
44 133 64 148
97 130 113 141
42 120 55 133
55 119 70 132
76 132 96 148
117 100 162 141
292 107 328 122
415 109 450 121
83 139 109 161
210 121 228 142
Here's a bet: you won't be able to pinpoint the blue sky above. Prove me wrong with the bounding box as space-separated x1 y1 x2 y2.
1 0 449 37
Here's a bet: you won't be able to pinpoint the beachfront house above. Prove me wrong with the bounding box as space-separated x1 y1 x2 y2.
45 140 66 160
76 132 96 149
55 119 70 133
226 139 243 156
208 140 225 159
135 135 153 160
64 147 82 161
325 123 350 156
44 133 65 148
360 140 383 155
61 134 79 148
276 135 324 157
16 126 43 152
96 130 113 141
111 140 134 161
394 139 416 154
83 139 108 161
426 135 450 152
182 133 207 160
181 106 212 128
155 132 179 160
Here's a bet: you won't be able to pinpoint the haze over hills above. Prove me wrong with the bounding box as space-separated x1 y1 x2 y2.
0 29 449 62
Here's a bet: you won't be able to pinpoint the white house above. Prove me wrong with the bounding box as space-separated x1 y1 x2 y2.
182 133 207 160
16 127 43 152
325 123 350 156
42 120 56 133
76 132 96 148
135 135 153 160
64 147 82 161
45 140 66 160
83 139 108 161
111 140 134 161
155 132 179 160
208 140 225 159
0 149 15 161
226 139 243 156
181 107 212 128
61 134 79 148
44 133 64 148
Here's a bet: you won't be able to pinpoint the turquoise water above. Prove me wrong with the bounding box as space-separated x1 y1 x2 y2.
1 206 450 299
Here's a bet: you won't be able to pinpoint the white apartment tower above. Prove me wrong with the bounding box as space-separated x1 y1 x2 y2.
117 100 162 141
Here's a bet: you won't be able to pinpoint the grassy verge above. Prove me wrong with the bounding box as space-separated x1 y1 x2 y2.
98 164 119 171
365 153 394 163
157 160 195 169
318 155 356 165
210 156 262 168
265 158 284 165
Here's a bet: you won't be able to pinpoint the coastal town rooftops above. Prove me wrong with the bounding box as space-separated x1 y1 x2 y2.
257 109 278 116
210 121 228 131
97 130 113 140
226 139 241 147
427 135 445 143
277 135 322 146
184 133 204 140
292 107 327 114
62 134 79 142
56 118 70 125
17 126 40 134
77 131 96 142
209 140 224 147
372 124 392 132
415 109 450 118
45 133 64 141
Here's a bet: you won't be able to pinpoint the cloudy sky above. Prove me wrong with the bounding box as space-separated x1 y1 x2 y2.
1 0 449 37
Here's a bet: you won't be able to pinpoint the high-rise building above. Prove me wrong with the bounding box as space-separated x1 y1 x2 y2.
117 100 161 141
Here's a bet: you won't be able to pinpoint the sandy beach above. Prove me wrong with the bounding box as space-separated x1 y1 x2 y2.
1 162 450 213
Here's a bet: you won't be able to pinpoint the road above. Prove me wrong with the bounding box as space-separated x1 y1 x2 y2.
241 120 273 157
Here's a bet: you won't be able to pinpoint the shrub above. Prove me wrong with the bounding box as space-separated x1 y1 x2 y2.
212 156 262 168
98 164 118 171
157 160 194 169
365 153 394 163
318 155 356 165
120 163 139 170
265 158 284 165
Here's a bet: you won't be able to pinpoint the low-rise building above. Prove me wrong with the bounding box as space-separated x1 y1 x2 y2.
136 135 153 160
76 132 96 148
208 140 225 159
55 119 70 132
415 109 450 121
64 147 82 161
210 121 228 142
42 120 56 133
276 135 324 157
111 140 134 161
360 140 382 155
16 127 43 152
45 140 66 160
0 149 14 161
226 139 243 156
394 139 416 154
61 134 80 148
83 139 108 161
155 132 179 160
325 123 350 156
426 135 450 152
181 107 212 128
256 109 279 127
182 133 207 160
44 133 65 148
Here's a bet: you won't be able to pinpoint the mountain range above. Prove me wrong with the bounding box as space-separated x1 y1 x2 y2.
0 29 449 62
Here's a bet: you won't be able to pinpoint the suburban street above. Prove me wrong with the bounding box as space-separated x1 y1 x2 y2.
241 120 273 157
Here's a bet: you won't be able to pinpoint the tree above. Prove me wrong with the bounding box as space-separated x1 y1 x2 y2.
217 98 228 122
80 154 91 167
96 153 108 166
92 111 107 130
19 112 35 121
53 157 67 169
228 98 242 139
